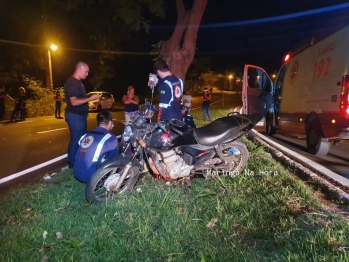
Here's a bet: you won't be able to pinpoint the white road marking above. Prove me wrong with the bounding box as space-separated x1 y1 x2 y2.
37 128 68 134
0 154 67 185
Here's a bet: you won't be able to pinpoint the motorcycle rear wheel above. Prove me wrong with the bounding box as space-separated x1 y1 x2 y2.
217 141 249 176
85 166 139 204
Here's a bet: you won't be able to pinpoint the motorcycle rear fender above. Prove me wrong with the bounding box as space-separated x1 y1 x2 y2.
98 155 141 169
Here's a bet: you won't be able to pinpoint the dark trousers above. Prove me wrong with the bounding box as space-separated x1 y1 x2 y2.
0 105 4 120
65 111 87 167
55 102 62 117
202 105 211 121
11 104 26 119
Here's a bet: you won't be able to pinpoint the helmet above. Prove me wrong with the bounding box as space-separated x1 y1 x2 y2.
19 87 25 92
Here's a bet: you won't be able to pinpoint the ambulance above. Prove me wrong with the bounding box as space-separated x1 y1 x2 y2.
242 24 349 156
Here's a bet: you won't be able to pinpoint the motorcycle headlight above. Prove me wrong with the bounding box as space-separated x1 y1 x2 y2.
122 125 136 143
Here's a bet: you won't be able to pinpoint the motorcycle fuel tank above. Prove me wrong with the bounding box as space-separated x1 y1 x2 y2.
146 127 196 151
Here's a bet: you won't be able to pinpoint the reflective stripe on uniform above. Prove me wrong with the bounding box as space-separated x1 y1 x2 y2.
160 79 183 108
159 103 169 108
78 134 87 145
92 133 112 162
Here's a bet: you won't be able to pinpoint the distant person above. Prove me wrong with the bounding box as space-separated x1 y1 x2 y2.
0 86 14 121
64 61 101 169
10 87 27 121
182 89 192 114
54 90 63 119
202 87 211 121
74 110 119 183
153 59 183 121
122 85 139 122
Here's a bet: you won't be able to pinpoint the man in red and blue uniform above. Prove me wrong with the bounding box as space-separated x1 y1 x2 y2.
73 111 119 183
153 59 183 121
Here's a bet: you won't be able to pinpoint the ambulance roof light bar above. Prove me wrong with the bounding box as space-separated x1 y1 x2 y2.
284 53 290 62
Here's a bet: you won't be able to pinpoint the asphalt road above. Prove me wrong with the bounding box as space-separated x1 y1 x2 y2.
0 111 127 179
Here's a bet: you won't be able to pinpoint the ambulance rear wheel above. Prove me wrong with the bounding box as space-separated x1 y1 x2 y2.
266 116 276 136
306 119 330 156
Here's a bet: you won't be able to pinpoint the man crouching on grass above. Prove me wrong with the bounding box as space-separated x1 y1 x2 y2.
73 110 119 183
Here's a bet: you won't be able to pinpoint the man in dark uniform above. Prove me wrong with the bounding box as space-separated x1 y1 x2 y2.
64 61 101 168
74 110 119 183
153 59 183 121
181 106 197 129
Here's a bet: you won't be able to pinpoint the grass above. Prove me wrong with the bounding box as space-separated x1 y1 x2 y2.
1 107 349 261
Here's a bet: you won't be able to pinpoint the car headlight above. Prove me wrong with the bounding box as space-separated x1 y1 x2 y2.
122 125 136 143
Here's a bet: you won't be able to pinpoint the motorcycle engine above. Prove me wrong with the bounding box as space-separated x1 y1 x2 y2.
160 150 193 179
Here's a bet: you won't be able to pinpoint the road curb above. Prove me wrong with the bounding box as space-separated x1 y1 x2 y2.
0 154 68 191
252 129 349 204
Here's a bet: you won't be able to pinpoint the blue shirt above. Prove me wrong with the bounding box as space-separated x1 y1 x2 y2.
124 97 139 112
158 75 183 121
73 127 119 183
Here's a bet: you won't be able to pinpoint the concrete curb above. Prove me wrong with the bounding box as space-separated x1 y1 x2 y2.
252 129 349 204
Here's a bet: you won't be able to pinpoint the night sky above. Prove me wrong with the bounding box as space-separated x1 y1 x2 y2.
1 0 349 98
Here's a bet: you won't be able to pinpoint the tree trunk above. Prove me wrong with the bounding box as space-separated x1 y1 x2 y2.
160 0 207 81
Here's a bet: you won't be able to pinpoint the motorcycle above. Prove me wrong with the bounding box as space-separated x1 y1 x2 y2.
10 105 26 122
85 100 261 204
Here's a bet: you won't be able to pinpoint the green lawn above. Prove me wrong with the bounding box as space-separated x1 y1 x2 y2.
1 108 349 261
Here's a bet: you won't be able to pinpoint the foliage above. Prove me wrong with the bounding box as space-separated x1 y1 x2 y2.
3 74 65 119
1 129 349 261
0 0 165 91
23 75 65 117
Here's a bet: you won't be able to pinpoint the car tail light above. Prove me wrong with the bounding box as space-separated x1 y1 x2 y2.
340 75 349 115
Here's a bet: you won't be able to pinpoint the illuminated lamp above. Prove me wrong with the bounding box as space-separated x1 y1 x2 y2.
284 53 290 62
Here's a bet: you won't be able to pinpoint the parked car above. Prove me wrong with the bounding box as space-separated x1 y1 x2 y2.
87 91 116 112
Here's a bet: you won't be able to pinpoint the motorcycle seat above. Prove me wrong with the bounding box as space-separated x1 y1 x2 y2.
193 115 251 146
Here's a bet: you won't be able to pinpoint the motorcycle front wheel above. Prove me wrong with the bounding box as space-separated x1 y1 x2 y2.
85 165 139 204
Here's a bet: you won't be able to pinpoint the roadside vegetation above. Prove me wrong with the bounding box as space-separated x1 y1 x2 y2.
1 107 349 261
3 75 65 120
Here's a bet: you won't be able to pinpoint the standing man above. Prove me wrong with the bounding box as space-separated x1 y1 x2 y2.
182 89 192 115
64 61 101 168
0 86 14 121
153 59 183 121
73 110 119 183
202 87 212 121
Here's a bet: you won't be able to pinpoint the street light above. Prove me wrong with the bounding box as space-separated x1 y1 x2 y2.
46 44 57 91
